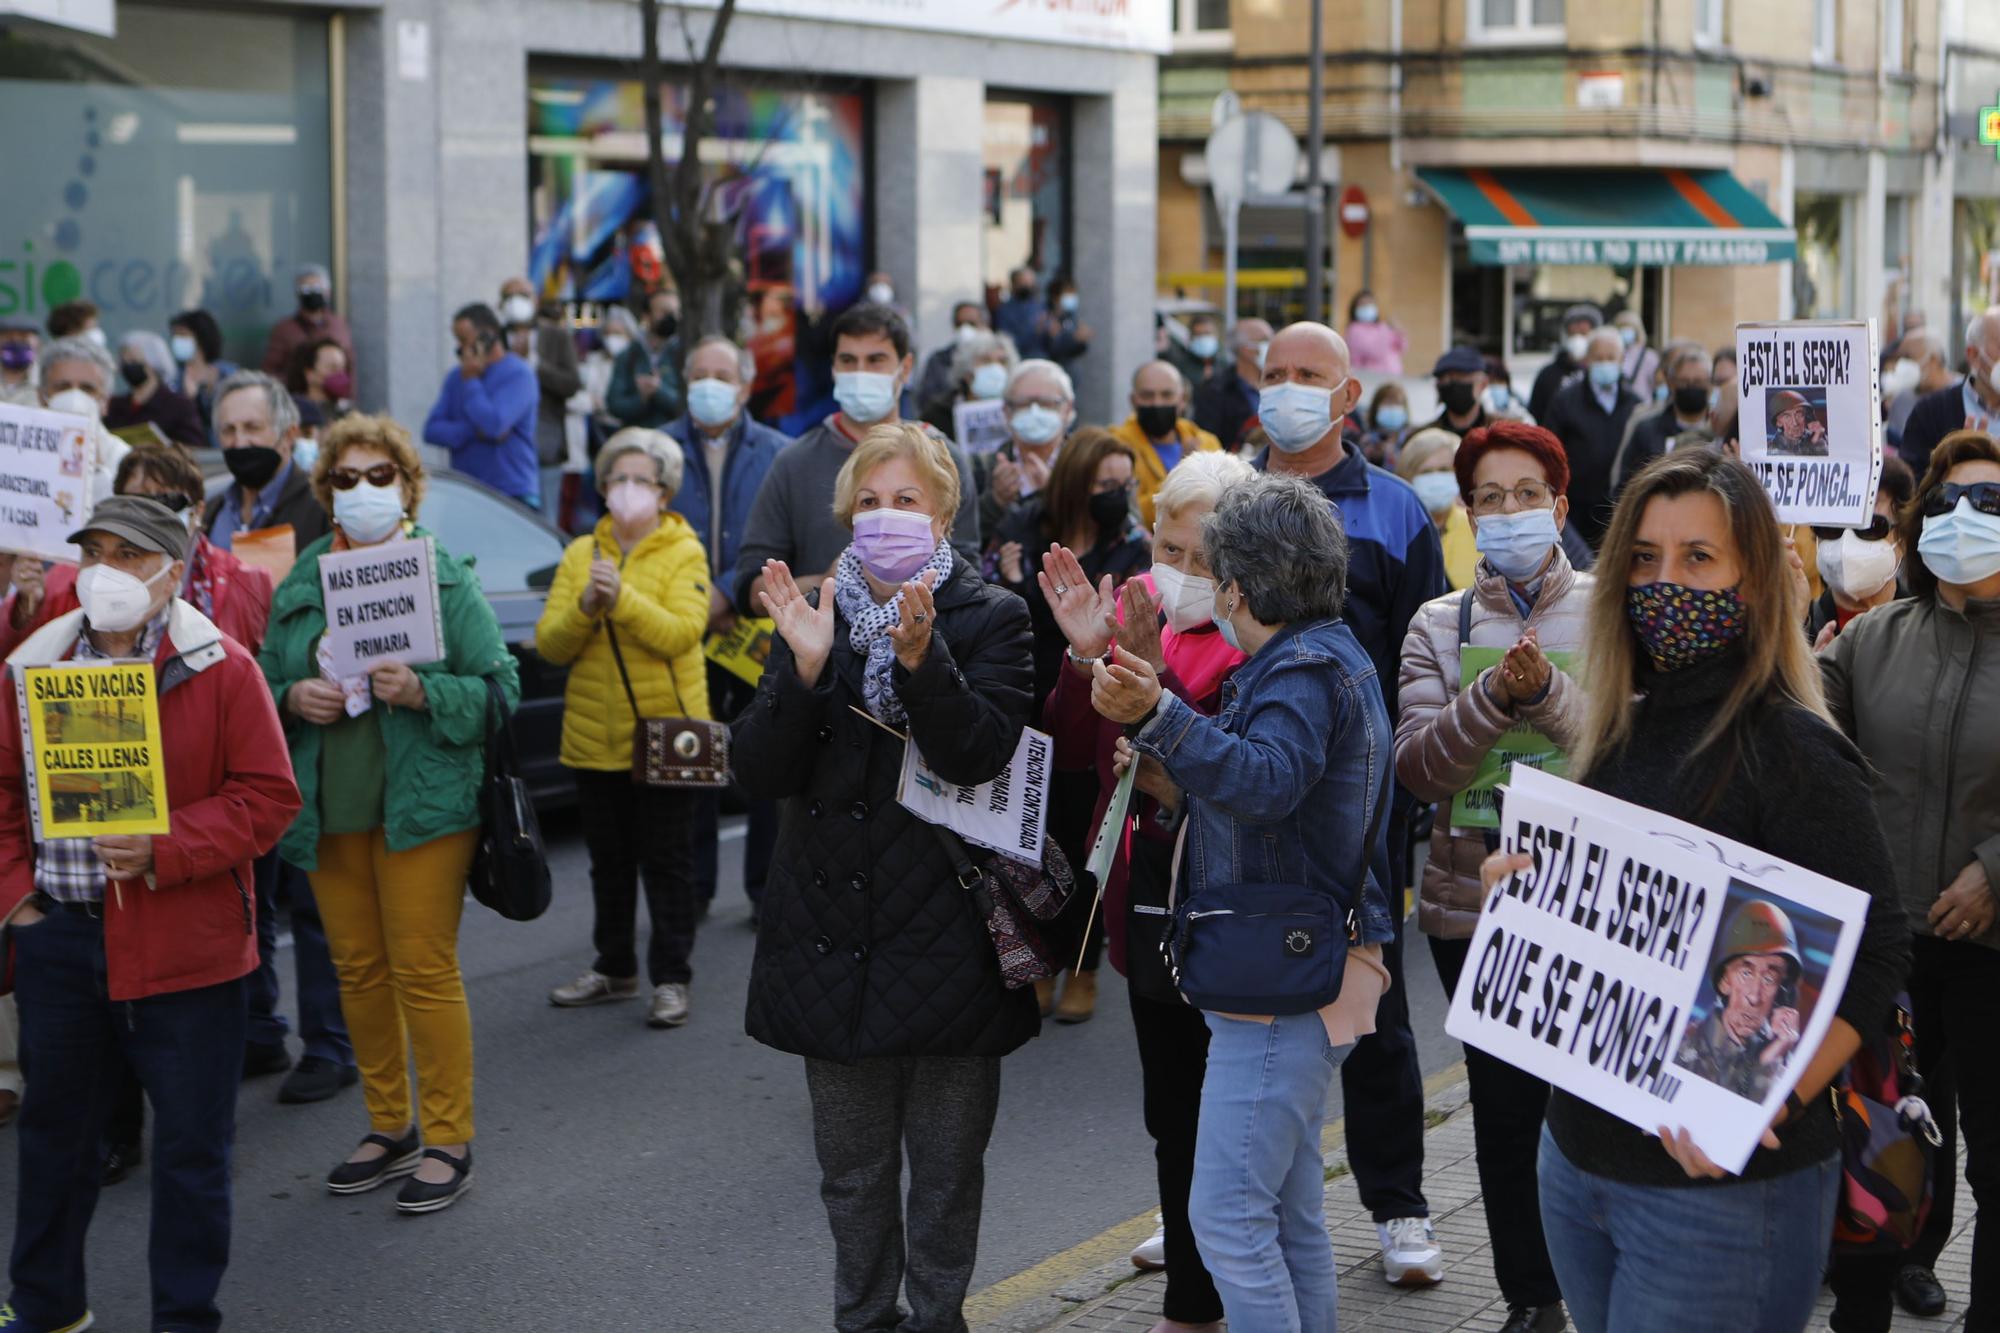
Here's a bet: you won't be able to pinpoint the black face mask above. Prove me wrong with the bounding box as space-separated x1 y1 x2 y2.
652 314 678 340
1439 381 1478 416
299 290 328 314
223 444 282 490
1135 404 1179 440
1089 490 1130 531
1673 384 1711 417
119 361 148 389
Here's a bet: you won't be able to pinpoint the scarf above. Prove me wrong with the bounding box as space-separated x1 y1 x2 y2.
833 537 957 725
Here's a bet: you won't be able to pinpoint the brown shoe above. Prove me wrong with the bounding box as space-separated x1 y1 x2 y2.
1034 976 1057 1018
1054 969 1098 1024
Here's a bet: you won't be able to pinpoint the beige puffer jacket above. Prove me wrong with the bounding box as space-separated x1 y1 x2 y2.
1395 549 1593 939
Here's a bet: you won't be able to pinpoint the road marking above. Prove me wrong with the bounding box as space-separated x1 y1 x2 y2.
964 1058 1468 1327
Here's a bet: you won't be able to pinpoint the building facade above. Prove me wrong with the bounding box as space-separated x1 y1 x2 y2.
0 0 1165 429
1161 0 1995 372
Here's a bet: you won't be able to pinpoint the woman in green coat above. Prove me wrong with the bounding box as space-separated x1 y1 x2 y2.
259 414 519 1216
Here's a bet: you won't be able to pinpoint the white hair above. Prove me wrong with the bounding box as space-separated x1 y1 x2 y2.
1153 450 1256 523
1005 357 1074 404
599 427 685 497
38 334 115 387
951 331 1019 387
119 330 177 384
683 334 755 382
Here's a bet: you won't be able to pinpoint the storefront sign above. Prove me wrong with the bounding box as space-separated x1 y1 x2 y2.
1981 92 2000 161
1446 765 1869 1175
1472 234 1797 267
687 0 1171 52
1735 319 1881 528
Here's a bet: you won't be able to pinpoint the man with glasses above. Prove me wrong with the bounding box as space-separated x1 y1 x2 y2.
973 358 1076 547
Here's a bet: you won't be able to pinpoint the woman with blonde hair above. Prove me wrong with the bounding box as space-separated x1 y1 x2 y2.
735 421 1037 1333
261 414 519 1215
539 427 712 1028
1483 449 1909 1333
1396 428 1477 589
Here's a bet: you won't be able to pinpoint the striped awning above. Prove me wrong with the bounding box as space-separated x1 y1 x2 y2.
1416 167 1796 267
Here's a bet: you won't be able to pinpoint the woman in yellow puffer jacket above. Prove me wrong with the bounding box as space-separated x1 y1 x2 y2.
535 428 711 1030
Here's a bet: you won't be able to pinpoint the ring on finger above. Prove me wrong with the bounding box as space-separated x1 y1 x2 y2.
1054 584 1069 595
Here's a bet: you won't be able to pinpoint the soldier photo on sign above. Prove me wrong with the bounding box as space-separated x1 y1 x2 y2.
1766 387 1831 456
1673 886 1837 1104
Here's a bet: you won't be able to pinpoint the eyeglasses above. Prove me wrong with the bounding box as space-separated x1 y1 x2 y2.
329 463 403 490
1468 481 1556 515
1810 515 1894 542
1921 481 2000 519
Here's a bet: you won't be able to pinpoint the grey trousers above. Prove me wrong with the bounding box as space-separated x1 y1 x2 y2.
803 1055 1003 1333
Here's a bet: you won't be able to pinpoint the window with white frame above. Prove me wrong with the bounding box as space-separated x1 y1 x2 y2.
1882 0 1904 72
1694 0 1724 47
1469 0 1566 45
1812 0 1838 64
1175 0 1230 37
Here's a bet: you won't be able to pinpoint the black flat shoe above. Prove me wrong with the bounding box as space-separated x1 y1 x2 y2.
325 1128 421 1195
1894 1264 1947 1317
242 1041 293 1079
1499 1304 1567 1333
278 1057 360 1105
395 1147 474 1215
101 1140 142 1187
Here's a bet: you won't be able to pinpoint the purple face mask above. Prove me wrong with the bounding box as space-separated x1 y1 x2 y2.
0 343 33 372
851 508 937 583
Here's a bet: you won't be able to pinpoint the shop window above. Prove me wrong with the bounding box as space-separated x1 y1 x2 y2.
0 5 333 366
1812 0 1839 65
1694 0 1725 48
1469 0 1565 46
983 94 1070 296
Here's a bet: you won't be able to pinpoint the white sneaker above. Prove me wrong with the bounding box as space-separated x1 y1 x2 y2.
648 982 691 1028
1378 1216 1443 1286
1130 1215 1167 1270
548 969 640 1007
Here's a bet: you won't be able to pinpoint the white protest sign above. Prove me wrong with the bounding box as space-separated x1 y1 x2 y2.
1446 765 1870 1174
1735 320 1881 527
897 725 1052 864
0 401 91 563
318 536 445 672
952 398 1012 456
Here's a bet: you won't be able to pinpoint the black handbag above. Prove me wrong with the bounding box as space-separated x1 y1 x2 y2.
466 676 552 922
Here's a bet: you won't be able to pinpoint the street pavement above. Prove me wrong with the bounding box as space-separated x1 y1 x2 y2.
0 815 1460 1331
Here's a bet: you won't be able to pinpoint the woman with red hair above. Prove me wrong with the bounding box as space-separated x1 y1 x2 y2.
1391 419 1593 1333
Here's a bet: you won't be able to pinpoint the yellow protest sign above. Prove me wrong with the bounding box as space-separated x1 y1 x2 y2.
22 662 171 840
704 617 776 687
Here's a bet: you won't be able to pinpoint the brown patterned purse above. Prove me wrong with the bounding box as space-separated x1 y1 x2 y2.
605 621 730 789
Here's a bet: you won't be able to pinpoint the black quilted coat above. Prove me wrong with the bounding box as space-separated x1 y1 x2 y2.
735 558 1041 1062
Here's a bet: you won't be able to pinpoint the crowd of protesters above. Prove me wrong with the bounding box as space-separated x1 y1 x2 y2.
0 269 1990 1333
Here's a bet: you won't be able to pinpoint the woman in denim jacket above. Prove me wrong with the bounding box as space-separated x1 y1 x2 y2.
1093 473 1394 1333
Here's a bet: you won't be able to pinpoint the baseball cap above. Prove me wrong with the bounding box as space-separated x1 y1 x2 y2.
66 495 190 561
1432 345 1484 377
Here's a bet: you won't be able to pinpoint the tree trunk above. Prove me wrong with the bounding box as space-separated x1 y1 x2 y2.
635 0 738 348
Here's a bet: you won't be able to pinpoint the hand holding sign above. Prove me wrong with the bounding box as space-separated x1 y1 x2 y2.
92 833 154 881
369 661 428 711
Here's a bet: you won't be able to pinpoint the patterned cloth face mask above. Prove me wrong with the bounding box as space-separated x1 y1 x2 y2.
1624 581 1747 672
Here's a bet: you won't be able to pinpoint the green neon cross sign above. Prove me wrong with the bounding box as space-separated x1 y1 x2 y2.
1983 92 2000 162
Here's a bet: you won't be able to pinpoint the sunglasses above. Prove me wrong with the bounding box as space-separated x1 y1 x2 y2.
1921 481 2000 519
1810 515 1894 542
329 463 403 490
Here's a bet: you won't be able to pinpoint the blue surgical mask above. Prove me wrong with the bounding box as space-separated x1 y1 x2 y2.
970 362 1009 400
332 480 406 545
1588 361 1622 389
687 377 741 429
1473 506 1560 582
1058 292 1080 315
1355 303 1379 324
1653 383 1670 404
1190 334 1220 360
1619 326 1638 347
1374 403 1409 433
1011 404 1066 447
1213 585 1245 653
1484 385 1511 414
292 435 320 474
1917 499 2000 586
1259 381 1340 453
834 371 898 425
1412 472 1460 515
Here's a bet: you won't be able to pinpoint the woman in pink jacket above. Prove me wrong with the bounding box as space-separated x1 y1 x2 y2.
1393 420 1592 1333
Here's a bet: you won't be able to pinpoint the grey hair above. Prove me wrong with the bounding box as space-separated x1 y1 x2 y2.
599 427 685 498
1202 473 1349 625
38 334 116 388
683 334 755 382
604 304 644 341
1585 326 1624 358
1901 328 1945 366
1153 450 1255 523
1005 357 1073 404
1662 342 1711 379
951 331 1019 387
215 369 300 438
119 330 176 383
297 263 331 287
1967 309 2000 353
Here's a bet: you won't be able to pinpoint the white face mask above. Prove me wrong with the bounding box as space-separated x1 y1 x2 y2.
1816 529 1900 603
48 388 103 423
867 282 895 306
332 480 406 545
77 560 171 635
1562 333 1590 362
1147 563 1216 633
1881 358 1920 401
603 333 632 359
501 294 537 326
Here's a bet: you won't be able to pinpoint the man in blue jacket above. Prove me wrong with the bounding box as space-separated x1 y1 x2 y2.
666 334 791 917
423 303 540 508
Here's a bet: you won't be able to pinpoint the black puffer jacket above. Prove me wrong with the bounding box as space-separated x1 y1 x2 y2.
735 557 1041 1062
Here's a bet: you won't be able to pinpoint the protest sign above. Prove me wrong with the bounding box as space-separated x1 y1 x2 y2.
1086 759 1138 889
1735 320 1881 527
230 525 299 586
704 616 775 686
318 537 444 672
1449 647 1574 830
952 399 1012 456
0 401 91 564
896 725 1052 864
19 662 171 840
1445 764 1869 1173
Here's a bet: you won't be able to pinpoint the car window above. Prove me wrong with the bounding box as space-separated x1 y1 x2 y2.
421 478 566 592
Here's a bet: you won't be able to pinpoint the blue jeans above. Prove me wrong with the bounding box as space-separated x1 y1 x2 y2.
9 910 246 1332
1191 1012 1352 1333
247 851 352 1065
1538 1126 1839 1333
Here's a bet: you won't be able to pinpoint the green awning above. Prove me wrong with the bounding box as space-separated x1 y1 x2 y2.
1416 167 1796 266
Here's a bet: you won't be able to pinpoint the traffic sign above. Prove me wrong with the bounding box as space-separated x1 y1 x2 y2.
1338 184 1370 239
1202 111 1301 208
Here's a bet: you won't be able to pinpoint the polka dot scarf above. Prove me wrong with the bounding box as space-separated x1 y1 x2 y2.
1625 581 1748 672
